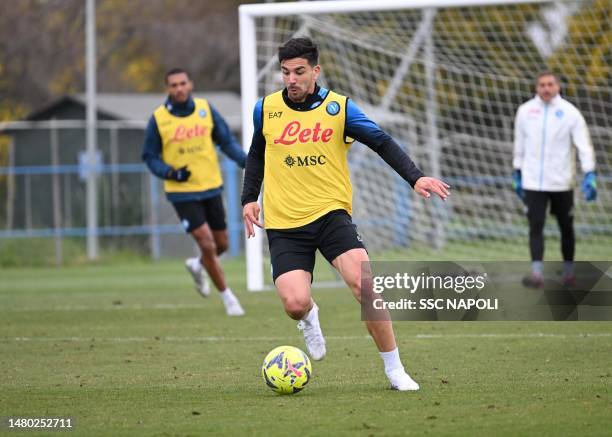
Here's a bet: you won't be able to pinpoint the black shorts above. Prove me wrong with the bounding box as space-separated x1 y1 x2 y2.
172 195 226 233
524 190 574 220
266 210 366 283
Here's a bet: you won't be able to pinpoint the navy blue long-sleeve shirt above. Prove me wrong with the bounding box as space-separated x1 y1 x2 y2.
142 95 246 203
241 85 425 205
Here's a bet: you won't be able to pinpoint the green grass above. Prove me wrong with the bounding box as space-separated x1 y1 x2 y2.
0 237 150 268
1 259 611 436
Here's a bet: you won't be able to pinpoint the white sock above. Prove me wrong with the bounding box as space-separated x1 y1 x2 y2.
532 261 543 276
380 347 404 374
220 288 234 302
302 301 318 324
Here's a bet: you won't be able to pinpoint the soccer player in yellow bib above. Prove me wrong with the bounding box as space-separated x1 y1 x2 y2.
143 68 245 316
242 38 450 390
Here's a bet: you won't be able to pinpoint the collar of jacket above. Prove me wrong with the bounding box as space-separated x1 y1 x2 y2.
281 83 325 111
164 95 195 116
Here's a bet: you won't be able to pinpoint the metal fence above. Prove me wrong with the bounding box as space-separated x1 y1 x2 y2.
0 120 244 265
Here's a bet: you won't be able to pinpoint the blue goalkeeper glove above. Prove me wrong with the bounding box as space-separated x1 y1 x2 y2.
581 171 597 201
512 169 524 200
167 165 191 182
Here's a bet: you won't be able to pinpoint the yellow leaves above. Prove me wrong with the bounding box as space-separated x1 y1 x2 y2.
121 57 160 92
0 104 28 122
585 32 610 88
568 16 598 39
45 7 68 32
0 135 10 170
49 65 84 96
0 103 25 175
549 1 610 94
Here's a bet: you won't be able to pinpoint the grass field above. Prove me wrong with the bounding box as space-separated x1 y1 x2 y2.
1 258 611 436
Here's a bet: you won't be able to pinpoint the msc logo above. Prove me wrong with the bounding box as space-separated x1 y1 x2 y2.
284 154 327 168
326 101 340 116
274 121 333 145
284 155 296 167
555 109 564 119
198 109 207 118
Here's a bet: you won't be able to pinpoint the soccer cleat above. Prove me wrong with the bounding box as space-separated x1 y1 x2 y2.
222 293 245 317
185 257 210 297
297 303 326 361
521 273 543 289
387 368 420 391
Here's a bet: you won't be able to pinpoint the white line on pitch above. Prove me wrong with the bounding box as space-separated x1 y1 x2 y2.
2 333 610 343
414 333 612 338
4 336 369 342
0 303 209 312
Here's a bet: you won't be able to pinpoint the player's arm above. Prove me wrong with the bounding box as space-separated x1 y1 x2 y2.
344 99 449 200
241 99 265 237
210 104 247 168
512 107 525 170
141 116 190 181
511 107 525 199
571 110 597 201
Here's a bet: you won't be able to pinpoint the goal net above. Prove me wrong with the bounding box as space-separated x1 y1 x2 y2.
240 0 611 290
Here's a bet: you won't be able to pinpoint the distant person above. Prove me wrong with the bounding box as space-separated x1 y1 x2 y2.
512 72 596 288
142 68 246 316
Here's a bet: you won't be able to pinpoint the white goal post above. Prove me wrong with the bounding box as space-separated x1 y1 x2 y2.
240 0 611 291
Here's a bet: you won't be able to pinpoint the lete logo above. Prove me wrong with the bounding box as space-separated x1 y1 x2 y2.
274 121 333 145
173 124 208 142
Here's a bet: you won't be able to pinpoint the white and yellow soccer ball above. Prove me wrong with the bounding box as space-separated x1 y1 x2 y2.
261 345 312 395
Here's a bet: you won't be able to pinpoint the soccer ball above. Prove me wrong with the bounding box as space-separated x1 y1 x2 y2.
261 345 312 395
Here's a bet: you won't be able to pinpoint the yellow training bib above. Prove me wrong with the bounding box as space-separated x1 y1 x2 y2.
262 90 354 229
154 98 222 193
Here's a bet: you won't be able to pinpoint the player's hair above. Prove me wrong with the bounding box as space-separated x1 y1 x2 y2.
278 37 319 66
535 71 560 85
165 68 190 84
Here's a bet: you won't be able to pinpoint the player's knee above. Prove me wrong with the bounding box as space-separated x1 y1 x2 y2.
216 240 229 255
283 297 310 320
200 239 217 257
559 223 574 235
345 274 362 295
529 219 545 233
557 217 574 233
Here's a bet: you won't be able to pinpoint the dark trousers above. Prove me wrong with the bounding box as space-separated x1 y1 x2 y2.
523 190 575 262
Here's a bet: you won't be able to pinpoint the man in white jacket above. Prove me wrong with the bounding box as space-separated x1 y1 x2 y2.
512 72 597 288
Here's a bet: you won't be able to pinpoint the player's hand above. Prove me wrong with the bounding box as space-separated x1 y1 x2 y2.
167 165 191 182
414 176 450 200
512 169 524 200
243 202 263 238
581 171 597 201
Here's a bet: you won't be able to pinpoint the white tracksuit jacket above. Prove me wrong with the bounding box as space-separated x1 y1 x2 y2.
513 95 595 192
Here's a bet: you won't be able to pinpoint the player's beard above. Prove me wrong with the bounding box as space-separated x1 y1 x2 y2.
287 86 307 102
540 92 554 102
172 92 188 104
